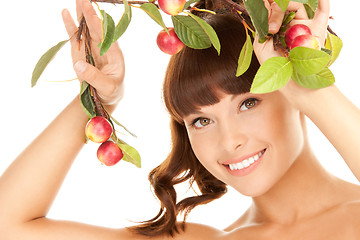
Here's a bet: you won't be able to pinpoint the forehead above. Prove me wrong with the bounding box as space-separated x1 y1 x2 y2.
183 90 252 119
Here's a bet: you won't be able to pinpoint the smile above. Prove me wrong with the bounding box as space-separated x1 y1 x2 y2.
227 149 265 171
222 148 266 177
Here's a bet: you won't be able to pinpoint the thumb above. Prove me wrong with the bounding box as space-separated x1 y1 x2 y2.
74 60 99 84
74 61 121 105
74 61 115 97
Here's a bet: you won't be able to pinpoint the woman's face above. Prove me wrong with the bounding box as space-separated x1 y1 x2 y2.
183 91 305 197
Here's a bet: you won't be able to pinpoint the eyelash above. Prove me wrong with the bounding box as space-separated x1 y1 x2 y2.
190 97 259 129
239 98 259 111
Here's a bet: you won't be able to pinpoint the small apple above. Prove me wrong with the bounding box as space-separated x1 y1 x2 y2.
97 141 123 166
290 34 321 50
156 27 184 55
85 116 113 143
285 24 312 48
158 0 186 16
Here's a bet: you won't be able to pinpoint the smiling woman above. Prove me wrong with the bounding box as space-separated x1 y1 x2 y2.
1 0 360 239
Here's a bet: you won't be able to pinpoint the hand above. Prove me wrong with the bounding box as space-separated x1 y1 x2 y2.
62 0 125 106
252 0 331 110
253 0 330 64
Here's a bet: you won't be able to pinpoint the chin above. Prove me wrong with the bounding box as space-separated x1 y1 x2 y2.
235 183 273 198
231 172 284 198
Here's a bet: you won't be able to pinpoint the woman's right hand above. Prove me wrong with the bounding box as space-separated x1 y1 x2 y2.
62 0 125 106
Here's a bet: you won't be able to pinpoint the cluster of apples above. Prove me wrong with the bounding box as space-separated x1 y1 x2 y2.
156 0 185 55
85 116 123 166
285 24 320 50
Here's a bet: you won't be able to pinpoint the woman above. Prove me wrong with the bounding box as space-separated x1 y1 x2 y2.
1 0 360 239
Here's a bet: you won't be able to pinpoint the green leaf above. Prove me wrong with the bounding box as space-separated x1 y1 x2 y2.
282 11 296 26
273 0 290 12
113 0 132 41
250 57 293 94
187 13 220 54
117 141 141 168
324 32 343 66
304 0 318 19
80 82 96 118
110 115 137 138
172 15 211 49
244 0 269 43
99 10 115 56
236 33 253 76
140 3 168 34
289 47 331 76
291 0 309 3
292 67 335 89
31 40 69 87
183 0 200 10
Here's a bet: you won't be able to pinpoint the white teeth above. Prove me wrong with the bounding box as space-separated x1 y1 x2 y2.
227 150 264 171
242 159 250 168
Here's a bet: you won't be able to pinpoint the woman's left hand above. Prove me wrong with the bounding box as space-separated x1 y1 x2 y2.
253 0 330 65
253 0 331 110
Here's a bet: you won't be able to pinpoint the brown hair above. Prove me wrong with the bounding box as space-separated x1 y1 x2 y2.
130 12 260 237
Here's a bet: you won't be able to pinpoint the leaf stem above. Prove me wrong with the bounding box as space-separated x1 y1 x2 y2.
219 0 248 15
191 7 216 15
43 77 79 83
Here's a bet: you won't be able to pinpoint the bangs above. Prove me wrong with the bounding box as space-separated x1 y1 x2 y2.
163 14 260 123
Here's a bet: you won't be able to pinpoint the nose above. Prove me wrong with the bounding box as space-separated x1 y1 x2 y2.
219 118 247 152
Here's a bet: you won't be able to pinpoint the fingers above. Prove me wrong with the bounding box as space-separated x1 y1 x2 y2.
314 0 330 26
267 2 305 33
287 2 308 20
268 2 284 34
74 61 122 102
76 0 84 21
62 9 77 39
267 1 309 34
82 0 103 43
63 0 101 40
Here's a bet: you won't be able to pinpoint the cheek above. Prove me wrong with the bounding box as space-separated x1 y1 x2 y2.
186 128 223 178
256 104 305 174
271 107 304 157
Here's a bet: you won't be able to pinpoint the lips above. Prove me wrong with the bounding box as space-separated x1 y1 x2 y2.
222 149 266 176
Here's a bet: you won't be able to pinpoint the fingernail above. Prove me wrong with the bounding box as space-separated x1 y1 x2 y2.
269 22 277 32
74 61 87 74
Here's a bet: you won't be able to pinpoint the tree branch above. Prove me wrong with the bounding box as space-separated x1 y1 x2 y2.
93 0 155 5
78 16 109 119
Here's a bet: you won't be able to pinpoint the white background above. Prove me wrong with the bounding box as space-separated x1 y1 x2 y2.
0 0 359 230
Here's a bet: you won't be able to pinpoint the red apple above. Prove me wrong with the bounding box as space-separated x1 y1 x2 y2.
290 34 321 50
156 27 184 55
285 24 312 48
158 0 186 15
85 116 113 143
97 141 123 166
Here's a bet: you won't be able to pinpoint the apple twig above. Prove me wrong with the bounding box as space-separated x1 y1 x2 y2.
93 0 158 6
77 16 109 119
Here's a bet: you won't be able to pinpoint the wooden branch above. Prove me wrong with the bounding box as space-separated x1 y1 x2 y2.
78 16 109 119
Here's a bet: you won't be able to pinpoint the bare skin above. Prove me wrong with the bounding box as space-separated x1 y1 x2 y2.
1 0 360 239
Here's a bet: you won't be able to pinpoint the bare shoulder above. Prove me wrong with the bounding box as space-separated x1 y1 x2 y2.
166 222 232 240
117 222 234 240
3 218 233 240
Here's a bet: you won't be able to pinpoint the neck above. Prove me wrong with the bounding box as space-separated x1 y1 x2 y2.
248 143 341 225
